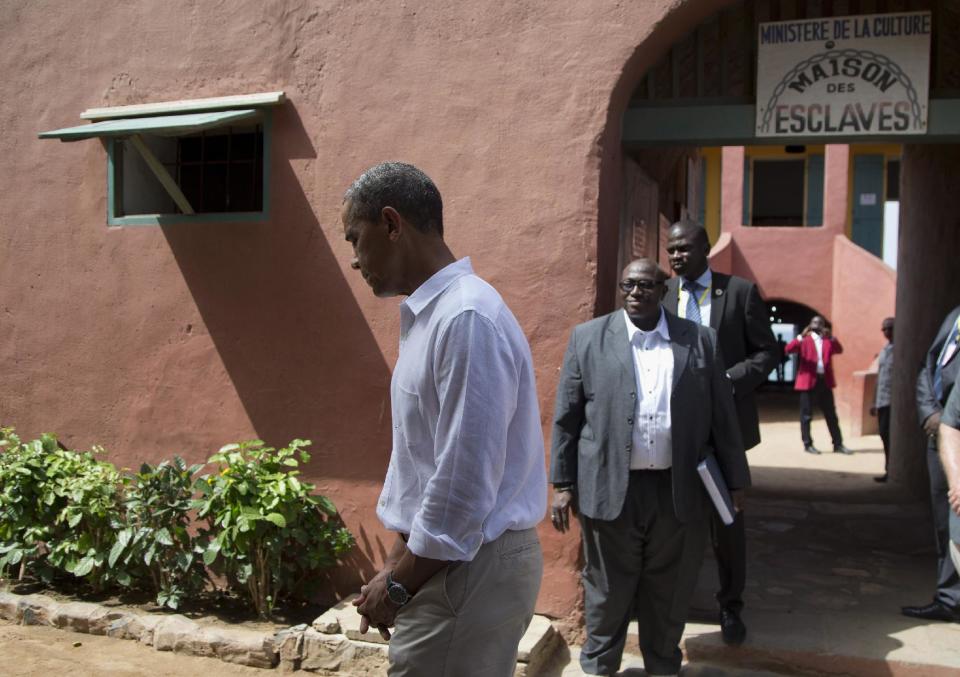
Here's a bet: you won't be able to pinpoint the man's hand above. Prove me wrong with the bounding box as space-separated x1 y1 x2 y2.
731 489 745 513
949 486 960 517
352 570 395 640
801 325 812 337
923 412 942 437
551 488 576 533
870 406 877 417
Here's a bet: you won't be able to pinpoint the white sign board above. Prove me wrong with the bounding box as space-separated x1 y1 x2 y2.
756 12 931 137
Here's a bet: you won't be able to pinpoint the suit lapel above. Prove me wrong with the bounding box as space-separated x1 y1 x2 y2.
604 312 636 382
941 310 960 367
709 272 728 332
665 311 691 389
663 278 680 315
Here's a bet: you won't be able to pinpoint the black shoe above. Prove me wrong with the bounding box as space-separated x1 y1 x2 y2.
719 607 747 645
874 474 888 483
803 444 821 455
900 601 960 622
834 445 854 455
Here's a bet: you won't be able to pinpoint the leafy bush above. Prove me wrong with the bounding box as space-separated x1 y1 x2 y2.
43 448 125 592
195 439 355 619
0 428 65 583
0 429 124 591
111 458 209 609
0 429 354 617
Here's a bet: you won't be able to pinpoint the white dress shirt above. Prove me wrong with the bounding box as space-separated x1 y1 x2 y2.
677 267 713 327
811 332 825 374
377 258 547 561
623 309 674 469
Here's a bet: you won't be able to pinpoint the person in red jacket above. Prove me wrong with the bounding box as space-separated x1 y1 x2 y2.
785 316 853 455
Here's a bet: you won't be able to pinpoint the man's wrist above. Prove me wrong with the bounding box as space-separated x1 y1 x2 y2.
553 483 574 492
385 571 412 607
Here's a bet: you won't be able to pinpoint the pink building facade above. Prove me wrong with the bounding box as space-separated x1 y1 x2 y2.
3 0 959 623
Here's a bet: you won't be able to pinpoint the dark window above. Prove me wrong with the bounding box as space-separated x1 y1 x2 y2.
886 159 900 201
169 126 263 213
751 159 805 226
114 123 264 218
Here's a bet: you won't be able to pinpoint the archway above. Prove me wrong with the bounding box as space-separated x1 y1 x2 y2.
599 0 960 494
591 3 960 669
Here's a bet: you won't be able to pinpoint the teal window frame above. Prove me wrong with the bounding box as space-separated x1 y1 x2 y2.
743 152 825 228
105 109 272 227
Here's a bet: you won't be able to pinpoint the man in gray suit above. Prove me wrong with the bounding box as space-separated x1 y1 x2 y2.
550 258 750 676
663 220 779 645
904 303 960 622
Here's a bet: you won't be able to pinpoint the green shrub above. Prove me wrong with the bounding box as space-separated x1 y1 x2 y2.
44 447 125 592
0 428 65 583
0 429 125 591
195 439 355 619
1 429 354 618
111 457 209 609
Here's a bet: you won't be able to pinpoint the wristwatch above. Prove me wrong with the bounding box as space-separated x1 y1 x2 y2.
386 572 412 607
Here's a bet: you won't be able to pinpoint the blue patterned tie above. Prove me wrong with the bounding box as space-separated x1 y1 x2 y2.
683 280 702 325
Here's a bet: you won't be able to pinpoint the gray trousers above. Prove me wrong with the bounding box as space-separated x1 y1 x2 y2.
388 528 542 677
579 470 708 676
927 441 960 608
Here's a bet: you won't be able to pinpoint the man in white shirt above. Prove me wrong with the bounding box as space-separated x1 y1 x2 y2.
341 162 547 676
550 258 749 676
784 316 850 455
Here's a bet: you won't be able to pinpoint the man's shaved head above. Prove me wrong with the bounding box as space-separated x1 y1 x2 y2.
622 258 669 283
666 220 711 279
667 219 710 249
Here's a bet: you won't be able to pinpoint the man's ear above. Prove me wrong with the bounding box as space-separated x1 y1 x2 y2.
382 206 403 240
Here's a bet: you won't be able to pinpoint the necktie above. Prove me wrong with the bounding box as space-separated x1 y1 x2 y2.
934 317 960 401
683 280 702 325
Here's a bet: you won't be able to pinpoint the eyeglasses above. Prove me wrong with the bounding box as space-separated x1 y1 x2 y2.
619 279 662 293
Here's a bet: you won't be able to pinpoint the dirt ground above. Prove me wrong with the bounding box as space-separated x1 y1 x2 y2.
0 620 269 676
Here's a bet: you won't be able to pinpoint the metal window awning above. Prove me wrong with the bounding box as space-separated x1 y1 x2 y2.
36 91 284 219
38 109 259 142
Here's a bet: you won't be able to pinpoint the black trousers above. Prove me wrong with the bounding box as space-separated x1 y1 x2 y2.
877 405 891 473
926 439 960 608
711 508 746 613
799 376 843 448
579 470 708 676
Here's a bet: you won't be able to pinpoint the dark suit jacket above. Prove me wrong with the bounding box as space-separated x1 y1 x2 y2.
663 272 778 450
918 304 960 425
550 309 750 522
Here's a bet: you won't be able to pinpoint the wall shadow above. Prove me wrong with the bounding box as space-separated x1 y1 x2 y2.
159 101 392 484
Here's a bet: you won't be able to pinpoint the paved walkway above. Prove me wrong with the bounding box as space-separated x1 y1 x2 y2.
549 390 960 676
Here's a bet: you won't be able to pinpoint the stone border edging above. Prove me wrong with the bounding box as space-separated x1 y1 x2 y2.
0 590 563 674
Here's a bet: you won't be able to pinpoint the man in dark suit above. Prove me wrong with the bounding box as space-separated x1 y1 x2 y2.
662 220 778 646
550 258 749 676
904 304 960 622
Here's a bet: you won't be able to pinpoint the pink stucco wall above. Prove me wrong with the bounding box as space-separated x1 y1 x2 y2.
830 236 896 420
717 144 896 430
0 0 749 619
718 145 850 318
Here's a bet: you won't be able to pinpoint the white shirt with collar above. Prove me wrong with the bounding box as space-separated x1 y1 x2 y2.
623 309 674 470
378 257 546 562
677 267 713 327
811 332 825 374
